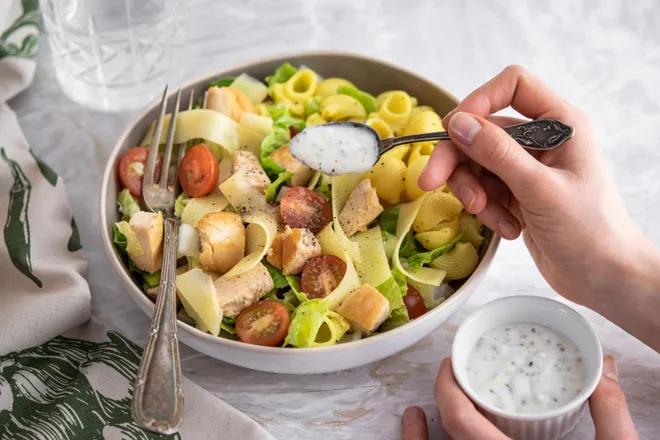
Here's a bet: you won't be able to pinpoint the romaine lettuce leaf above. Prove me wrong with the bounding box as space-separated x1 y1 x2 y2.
263 260 289 289
265 171 294 202
407 234 463 269
399 231 418 258
304 96 324 117
221 316 236 335
112 223 128 252
377 267 411 331
143 271 161 289
174 192 191 217
380 206 399 236
285 275 308 303
381 231 397 261
284 299 349 348
337 85 377 114
259 128 289 180
265 63 297 87
117 189 141 221
262 103 306 131
208 77 235 89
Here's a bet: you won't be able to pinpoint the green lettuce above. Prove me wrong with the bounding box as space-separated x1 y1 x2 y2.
263 260 289 289
381 231 397 261
221 316 236 335
313 178 331 202
304 96 324 117
113 224 162 288
259 129 289 180
380 206 399 236
265 171 294 202
285 275 308 303
143 271 161 289
407 234 463 269
337 85 377 114
262 103 306 131
208 77 235 89
265 62 297 88
284 299 349 348
409 279 445 309
117 189 141 221
377 268 410 331
174 192 191 217
399 231 418 258
112 223 128 251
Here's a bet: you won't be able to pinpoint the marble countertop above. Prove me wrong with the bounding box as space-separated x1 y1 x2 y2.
10 0 660 438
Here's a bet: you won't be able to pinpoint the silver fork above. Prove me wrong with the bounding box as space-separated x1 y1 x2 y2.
132 86 192 435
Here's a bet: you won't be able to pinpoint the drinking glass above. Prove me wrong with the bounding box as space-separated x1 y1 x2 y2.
40 0 183 112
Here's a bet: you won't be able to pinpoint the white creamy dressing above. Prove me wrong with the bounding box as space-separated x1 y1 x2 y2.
466 324 586 414
289 123 379 175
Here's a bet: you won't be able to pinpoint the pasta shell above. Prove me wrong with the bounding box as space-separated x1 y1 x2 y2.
413 190 463 232
321 94 367 122
306 113 327 126
416 218 460 250
459 212 485 249
405 155 430 200
378 91 412 134
430 242 479 280
366 118 394 139
369 156 406 205
381 145 409 161
316 78 356 97
284 69 319 102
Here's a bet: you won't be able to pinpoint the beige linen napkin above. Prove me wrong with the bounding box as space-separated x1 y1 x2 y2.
0 2 274 438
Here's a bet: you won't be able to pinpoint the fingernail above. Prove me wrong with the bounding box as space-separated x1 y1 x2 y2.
460 187 476 211
449 112 482 145
402 406 421 427
498 220 517 238
603 355 619 382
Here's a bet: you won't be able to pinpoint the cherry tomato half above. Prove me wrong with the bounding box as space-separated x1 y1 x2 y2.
404 284 427 319
119 146 161 196
236 300 291 347
301 255 347 299
280 187 332 234
178 143 219 197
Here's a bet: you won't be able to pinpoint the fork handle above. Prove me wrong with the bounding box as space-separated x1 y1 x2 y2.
132 216 183 434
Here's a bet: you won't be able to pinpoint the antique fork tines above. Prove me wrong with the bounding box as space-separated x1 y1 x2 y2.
132 87 191 435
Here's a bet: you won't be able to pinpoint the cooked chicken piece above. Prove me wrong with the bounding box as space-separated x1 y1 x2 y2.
129 211 164 274
269 144 315 187
267 233 283 269
198 212 246 275
214 262 274 318
336 284 390 335
267 226 321 274
146 265 188 306
338 179 384 237
205 86 256 122
232 151 271 192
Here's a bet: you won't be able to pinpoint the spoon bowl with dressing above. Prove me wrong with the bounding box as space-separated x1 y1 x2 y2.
451 295 603 440
289 119 574 176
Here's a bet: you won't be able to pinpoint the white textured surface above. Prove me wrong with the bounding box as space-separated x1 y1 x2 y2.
9 0 660 438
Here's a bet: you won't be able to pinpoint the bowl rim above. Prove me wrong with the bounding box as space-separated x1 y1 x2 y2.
100 49 501 355
451 295 604 421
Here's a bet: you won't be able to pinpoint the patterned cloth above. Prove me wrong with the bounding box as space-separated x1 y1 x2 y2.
0 2 274 438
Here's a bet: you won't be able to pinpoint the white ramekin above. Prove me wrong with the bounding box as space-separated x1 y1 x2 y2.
452 296 603 440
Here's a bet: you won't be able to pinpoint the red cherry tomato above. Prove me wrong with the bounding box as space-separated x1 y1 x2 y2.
236 300 291 347
280 187 332 234
118 146 161 196
404 284 426 319
178 143 219 197
301 255 347 299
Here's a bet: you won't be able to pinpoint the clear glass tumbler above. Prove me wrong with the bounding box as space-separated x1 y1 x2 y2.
40 0 183 112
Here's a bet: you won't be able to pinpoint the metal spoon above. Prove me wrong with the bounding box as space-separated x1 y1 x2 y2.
289 119 574 176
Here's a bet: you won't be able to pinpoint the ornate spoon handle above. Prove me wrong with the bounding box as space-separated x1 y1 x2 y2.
380 119 574 153
132 216 183 435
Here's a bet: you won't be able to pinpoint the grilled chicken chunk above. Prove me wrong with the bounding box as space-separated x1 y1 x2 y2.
336 284 390 335
198 212 246 275
269 144 315 187
206 86 256 122
232 151 271 192
128 211 164 274
267 226 321 275
339 179 384 237
214 262 274 318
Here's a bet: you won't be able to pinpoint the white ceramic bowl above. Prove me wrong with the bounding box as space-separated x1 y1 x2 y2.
100 51 501 374
452 296 603 440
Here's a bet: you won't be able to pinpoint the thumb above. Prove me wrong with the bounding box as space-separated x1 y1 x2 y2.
590 355 638 440
446 112 546 198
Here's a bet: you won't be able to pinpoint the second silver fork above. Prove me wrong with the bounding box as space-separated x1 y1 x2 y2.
132 86 194 435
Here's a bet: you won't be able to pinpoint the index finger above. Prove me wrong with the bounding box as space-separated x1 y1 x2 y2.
435 358 510 440
443 65 571 126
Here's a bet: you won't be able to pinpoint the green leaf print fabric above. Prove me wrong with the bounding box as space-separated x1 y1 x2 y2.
0 2 275 438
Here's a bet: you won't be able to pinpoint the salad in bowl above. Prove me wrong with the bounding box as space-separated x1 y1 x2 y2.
111 61 486 350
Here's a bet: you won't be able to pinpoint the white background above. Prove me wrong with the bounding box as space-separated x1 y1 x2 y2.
10 0 660 438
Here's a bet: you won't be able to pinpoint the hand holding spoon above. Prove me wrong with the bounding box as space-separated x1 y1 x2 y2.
289 119 574 176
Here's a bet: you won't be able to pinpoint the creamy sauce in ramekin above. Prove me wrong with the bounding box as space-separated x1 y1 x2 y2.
466 324 586 414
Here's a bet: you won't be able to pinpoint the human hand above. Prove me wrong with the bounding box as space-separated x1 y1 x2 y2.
418 65 655 314
400 356 637 440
